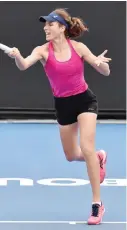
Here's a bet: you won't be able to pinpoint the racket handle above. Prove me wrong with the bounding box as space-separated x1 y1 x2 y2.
0 43 12 53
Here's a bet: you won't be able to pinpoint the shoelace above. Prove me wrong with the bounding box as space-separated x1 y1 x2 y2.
91 204 100 217
98 155 103 169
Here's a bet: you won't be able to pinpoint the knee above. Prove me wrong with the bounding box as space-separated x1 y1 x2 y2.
81 146 93 159
63 150 74 162
66 155 74 162
80 140 94 160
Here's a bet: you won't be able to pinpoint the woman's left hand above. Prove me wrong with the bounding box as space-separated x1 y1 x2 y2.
94 50 112 66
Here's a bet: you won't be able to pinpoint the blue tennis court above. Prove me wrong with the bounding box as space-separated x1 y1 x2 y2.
0 120 126 230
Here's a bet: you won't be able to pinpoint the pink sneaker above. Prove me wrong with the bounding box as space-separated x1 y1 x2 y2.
87 203 105 225
97 150 107 183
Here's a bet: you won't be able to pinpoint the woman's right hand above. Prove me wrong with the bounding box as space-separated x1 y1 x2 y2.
7 47 21 59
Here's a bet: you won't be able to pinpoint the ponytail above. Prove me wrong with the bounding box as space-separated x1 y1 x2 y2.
67 17 88 38
54 8 88 38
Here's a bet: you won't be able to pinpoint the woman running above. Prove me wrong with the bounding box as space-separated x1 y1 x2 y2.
7 8 111 225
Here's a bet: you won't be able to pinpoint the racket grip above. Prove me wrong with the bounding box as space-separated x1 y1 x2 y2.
0 43 12 53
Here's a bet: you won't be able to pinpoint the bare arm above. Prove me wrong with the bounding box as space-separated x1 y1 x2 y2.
78 43 111 76
8 46 43 71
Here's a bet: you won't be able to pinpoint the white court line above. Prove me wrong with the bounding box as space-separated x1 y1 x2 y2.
0 221 126 224
0 119 126 124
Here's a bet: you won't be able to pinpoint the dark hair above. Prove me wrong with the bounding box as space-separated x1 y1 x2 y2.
53 8 88 38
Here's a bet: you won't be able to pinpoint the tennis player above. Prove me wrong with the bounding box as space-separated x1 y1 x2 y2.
7 8 111 225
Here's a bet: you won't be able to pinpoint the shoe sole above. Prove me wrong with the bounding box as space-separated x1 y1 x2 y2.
87 208 105 225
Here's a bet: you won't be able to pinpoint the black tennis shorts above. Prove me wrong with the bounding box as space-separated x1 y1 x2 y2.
54 88 98 125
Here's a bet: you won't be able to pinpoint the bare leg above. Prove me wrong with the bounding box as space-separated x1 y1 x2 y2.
77 112 100 202
59 122 85 161
59 121 106 186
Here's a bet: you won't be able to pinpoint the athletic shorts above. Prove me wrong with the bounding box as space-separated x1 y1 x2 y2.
54 88 98 125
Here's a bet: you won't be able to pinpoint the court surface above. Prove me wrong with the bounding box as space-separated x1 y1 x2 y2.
0 120 126 230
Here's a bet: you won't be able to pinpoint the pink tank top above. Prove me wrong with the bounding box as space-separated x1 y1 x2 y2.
44 39 88 97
